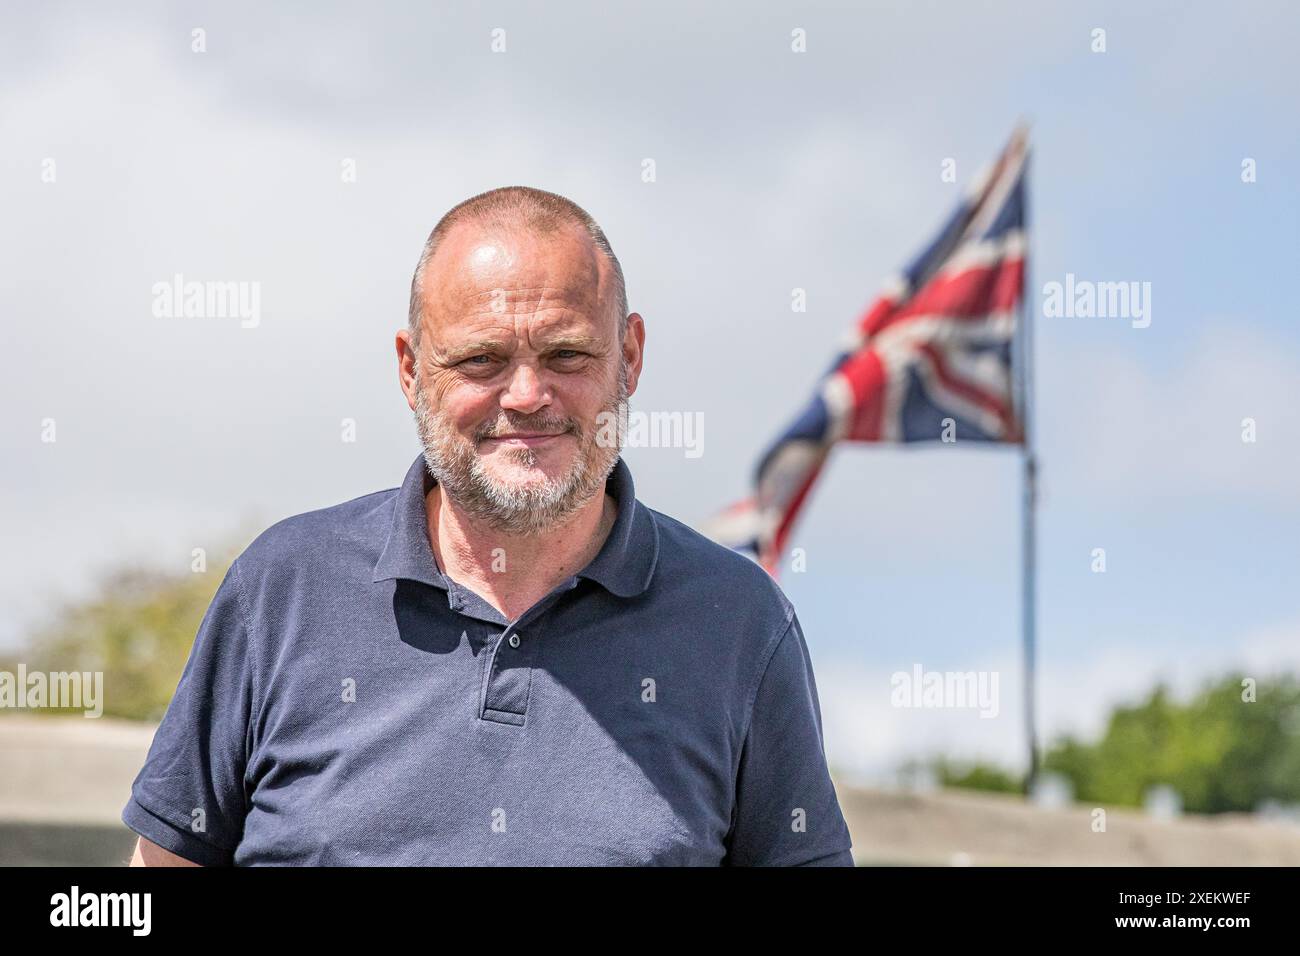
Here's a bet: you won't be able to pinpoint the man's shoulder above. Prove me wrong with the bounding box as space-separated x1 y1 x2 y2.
234 484 398 578
642 503 794 625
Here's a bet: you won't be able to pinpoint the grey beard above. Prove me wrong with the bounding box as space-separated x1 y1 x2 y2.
412 364 628 536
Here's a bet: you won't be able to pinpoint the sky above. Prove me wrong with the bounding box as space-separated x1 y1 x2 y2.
3 0 1298 784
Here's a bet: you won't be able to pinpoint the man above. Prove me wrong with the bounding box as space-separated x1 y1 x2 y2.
124 186 854 866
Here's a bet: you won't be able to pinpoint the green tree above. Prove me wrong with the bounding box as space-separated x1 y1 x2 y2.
916 673 1300 815
8 545 247 722
1041 674 1300 813
932 757 1023 794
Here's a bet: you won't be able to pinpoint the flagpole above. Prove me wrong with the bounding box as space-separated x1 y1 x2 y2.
1022 441 1039 790
1019 132 1040 792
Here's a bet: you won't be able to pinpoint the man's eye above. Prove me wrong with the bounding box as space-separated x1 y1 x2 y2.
463 355 494 365
554 350 582 360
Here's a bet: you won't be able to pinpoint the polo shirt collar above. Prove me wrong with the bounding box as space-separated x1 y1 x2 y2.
372 451 658 598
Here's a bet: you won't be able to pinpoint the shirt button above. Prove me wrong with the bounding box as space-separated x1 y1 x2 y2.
507 633 521 648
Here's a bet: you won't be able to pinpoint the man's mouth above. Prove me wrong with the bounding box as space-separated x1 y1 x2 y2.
482 431 568 448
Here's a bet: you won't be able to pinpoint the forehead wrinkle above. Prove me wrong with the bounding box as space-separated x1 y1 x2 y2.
429 307 609 361
442 267 593 314
509 308 611 354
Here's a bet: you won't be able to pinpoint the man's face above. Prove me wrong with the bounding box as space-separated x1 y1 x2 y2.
406 222 641 535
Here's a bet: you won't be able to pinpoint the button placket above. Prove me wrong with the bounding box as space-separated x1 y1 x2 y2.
480 626 535 725
477 587 573 726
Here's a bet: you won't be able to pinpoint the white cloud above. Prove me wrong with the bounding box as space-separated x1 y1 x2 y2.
1038 326 1300 506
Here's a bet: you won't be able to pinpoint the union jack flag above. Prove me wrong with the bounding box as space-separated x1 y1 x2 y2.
706 128 1030 575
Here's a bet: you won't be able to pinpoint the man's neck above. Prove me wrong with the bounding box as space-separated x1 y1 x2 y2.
425 482 618 623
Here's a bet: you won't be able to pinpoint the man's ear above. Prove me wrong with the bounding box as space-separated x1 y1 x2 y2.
622 313 645 396
396 329 418 412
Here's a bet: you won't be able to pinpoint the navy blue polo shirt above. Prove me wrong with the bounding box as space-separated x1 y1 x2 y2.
122 452 854 866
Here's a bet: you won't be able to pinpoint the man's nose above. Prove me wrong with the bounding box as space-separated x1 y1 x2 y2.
499 363 550 415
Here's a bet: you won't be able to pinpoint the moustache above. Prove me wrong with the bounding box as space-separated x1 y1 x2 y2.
474 416 579 442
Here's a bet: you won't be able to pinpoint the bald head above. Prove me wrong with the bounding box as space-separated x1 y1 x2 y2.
408 186 628 354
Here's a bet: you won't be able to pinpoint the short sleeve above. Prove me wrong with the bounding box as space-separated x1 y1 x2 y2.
120 560 256 865
724 611 854 866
